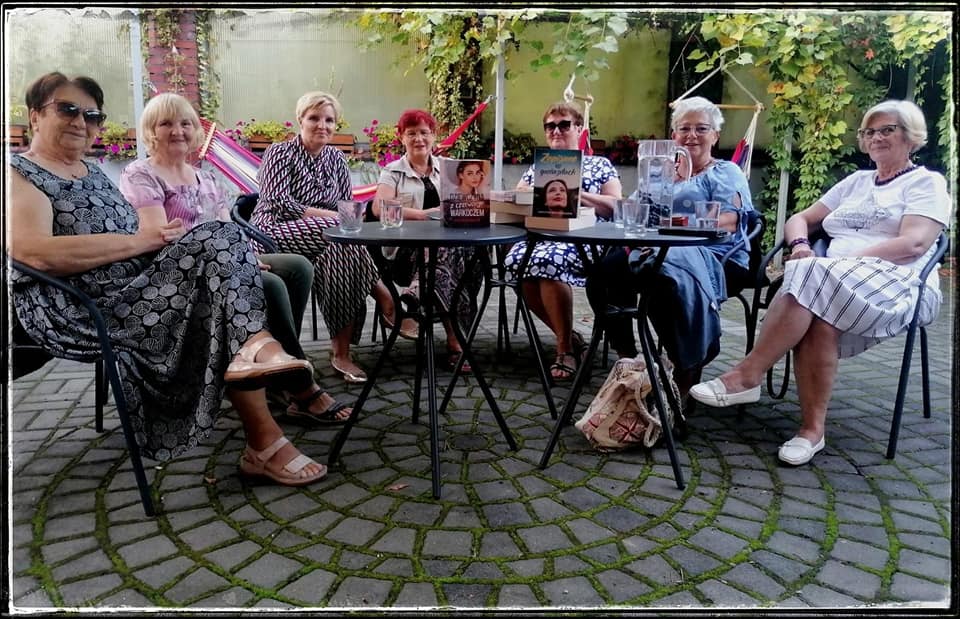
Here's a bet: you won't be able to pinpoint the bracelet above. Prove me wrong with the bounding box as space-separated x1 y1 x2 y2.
788 237 811 250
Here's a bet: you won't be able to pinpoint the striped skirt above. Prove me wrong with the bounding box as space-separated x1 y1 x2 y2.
780 256 941 358
261 216 379 341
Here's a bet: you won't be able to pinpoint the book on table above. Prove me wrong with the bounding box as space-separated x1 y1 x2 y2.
439 157 491 227
532 147 582 218
525 207 597 231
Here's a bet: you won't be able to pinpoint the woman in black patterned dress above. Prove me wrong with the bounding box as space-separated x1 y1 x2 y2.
9 72 327 487
251 91 411 384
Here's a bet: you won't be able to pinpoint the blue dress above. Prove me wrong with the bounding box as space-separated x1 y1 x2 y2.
503 155 619 287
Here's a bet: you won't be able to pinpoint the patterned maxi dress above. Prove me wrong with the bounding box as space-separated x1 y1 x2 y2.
10 155 267 462
251 137 380 342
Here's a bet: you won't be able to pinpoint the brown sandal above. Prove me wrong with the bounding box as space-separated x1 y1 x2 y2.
284 389 351 425
225 336 312 390
550 352 579 381
239 436 327 486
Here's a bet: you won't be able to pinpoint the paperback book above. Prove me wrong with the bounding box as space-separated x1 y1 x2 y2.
525 207 596 231
440 158 491 227
532 147 582 218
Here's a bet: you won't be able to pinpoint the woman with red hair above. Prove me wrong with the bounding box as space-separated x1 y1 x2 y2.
373 109 482 372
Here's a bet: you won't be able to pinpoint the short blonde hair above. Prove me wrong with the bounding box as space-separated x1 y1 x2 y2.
295 91 342 124
859 99 928 154
139 92 203 156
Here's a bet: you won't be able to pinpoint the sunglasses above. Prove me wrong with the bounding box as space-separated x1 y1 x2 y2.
857 124 901 139
543 120 574 133
40 100 108 126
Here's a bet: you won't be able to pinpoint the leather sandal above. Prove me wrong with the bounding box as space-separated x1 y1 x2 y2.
331 357 367 384
239 436 327 486
381 314 419 340
444 349 472 374
549 352 579 381
284 389 351 425
225 336 312 391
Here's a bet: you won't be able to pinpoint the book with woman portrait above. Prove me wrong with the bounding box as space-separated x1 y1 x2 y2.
532 147 581 218
440 158 491 227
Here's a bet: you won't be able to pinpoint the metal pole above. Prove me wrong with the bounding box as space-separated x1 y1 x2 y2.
773 134 792 270
130 8 147 160
493 43 505 191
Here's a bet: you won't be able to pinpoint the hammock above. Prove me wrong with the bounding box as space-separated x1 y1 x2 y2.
669 60 764 179
563 72 595 156
198 97 493 202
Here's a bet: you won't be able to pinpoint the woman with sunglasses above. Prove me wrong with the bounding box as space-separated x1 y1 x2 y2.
502 101 623 381
9 72 328 486
120 92 351 426
252 91 404 384
372 109 483 372
691 99 949 466
585 96 756 401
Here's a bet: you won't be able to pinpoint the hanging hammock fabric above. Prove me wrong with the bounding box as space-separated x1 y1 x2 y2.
198 99 492 201
669 61 764 179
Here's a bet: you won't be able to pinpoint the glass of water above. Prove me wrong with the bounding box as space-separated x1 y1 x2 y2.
337 200 364 234
694 200 721 229
612 198 624 228
379 197 405 229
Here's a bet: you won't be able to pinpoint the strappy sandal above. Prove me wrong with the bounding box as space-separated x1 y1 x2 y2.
550 352 579 381
225 336 312 391
284 389 351 425
239 436 327 486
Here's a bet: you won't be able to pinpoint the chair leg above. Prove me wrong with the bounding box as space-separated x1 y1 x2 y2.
920 327 931 418
371 301 382 343
311 288 319 340
887 322 921 459
95 359 106 433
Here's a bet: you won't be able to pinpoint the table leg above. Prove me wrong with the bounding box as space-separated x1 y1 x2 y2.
636 301 686 490
420 247 442 498
438 247 517 451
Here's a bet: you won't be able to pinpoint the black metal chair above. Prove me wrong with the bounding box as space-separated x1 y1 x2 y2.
748 229 949 459
8 257 156 517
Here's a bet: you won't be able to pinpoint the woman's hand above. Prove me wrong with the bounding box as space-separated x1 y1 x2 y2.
134 218 186 252
305 206 340 219
257 260 271 271
786 244 815 261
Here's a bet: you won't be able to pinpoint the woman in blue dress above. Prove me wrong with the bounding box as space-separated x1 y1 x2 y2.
503 101 623 380
585 96 755 398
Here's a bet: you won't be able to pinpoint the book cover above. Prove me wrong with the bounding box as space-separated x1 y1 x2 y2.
525 207 596 231
439 158 491 227
532 148 582 218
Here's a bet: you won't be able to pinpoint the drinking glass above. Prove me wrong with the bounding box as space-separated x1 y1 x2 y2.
611 198 624 228
622 198 649 236
337 200 364 234
379 197 405 229
694 200 720 229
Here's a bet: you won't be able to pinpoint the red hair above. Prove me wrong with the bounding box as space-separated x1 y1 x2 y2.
397 109 437 133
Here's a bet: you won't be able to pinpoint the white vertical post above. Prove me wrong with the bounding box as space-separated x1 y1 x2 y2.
773 134 792 270
130 8 147 160
493 44 505 191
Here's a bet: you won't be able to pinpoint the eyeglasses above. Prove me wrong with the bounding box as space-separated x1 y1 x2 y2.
857 124 901 139
674 124 713 135
402 130 433 139
543 120 574 133
40 100 107 126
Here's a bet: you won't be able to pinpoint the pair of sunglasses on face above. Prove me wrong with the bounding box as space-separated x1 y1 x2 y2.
543 120 575 133
40 100 107 126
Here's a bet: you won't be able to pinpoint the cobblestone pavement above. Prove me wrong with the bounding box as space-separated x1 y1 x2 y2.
5 275 955 613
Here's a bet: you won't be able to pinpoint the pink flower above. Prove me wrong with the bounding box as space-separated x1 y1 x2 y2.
284 121 293 127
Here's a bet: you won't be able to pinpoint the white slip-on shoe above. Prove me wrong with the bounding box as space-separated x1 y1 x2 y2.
778 435 825 466
689 378 761 408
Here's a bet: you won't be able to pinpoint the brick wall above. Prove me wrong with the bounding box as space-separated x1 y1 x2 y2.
143 11 200 108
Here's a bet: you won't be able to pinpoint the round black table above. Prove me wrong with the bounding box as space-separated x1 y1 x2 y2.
516 221 729 490
325 221 527 498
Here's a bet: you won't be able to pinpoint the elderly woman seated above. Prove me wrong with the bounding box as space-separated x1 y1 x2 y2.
9 72 327 486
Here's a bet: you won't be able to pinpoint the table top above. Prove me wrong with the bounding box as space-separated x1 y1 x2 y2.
324 221 527 247
527 221 725 247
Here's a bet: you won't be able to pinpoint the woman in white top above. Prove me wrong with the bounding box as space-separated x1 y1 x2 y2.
690 100 950 466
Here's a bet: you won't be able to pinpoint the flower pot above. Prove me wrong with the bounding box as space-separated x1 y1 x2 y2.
247 133 294 153
6 123 29 148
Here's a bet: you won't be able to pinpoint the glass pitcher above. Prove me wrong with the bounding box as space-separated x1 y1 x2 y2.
636 140 692 226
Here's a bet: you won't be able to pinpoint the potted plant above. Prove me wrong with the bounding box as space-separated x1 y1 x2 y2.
361 119 403 167
92 121 137 161
482 129 537 165
6 102 29 148
229 118 295 152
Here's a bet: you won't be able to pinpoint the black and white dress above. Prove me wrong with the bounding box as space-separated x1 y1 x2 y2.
252 137 380 341
780 166 949 358
11 155 267 461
